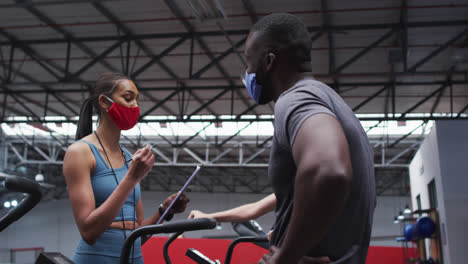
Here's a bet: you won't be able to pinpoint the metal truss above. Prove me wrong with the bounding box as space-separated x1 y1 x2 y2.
1 114 467 125
0 130 423 199
0 1 467 122
1 1 466 200
1 20 467 46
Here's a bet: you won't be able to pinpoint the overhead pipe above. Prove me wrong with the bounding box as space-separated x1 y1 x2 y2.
2 43 467 64
1 4 468 30
0 0 125 8
1 71 467 91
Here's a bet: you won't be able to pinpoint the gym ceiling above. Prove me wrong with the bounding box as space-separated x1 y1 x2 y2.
0 0 467 199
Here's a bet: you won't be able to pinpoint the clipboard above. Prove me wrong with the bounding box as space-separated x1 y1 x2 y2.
156 165 201 224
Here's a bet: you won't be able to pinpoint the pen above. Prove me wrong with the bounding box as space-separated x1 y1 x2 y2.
126 145 155 163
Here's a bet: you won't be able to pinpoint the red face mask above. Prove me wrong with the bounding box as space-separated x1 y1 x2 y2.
104 95 140 130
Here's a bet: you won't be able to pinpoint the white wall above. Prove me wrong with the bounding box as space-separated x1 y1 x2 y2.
371 196 411 247
0 191 409 261
435 121 468 264
409 120 468 264
409 125 443 260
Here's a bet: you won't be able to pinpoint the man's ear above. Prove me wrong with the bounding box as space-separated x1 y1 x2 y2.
265 52 276 72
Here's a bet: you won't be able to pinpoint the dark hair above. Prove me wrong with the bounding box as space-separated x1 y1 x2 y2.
251 13 312 63
75 72 129 140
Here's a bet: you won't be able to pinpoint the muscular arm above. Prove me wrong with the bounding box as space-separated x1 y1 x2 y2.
190 194 276 222
277 114 352 263
64 143 140 245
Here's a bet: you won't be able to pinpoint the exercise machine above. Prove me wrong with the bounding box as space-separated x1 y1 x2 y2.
120 219 269 264
1 175 270 264
0 175 42 232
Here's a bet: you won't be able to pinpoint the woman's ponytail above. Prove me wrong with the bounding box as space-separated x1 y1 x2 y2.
75 98 93 140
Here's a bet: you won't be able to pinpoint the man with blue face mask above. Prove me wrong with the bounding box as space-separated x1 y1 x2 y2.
244 14 376 264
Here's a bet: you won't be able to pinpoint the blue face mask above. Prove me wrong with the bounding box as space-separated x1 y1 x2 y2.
244 71 263 104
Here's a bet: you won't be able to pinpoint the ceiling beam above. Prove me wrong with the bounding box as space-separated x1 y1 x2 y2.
16 0 120 74
0 0 123 8
0 31 80 115
400 66 455 118
407 28 468 72
163 0 255 116
2 80 468 94
91 2 216 117
333 29 396 74
3 20 467 46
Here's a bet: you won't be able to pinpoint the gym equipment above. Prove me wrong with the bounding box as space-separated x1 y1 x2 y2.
231 220 269 249
404 224 418 241
232 220 266 237
403 216 436 241
120 218 217 264
120 218 269 264
0 176 74 263
1 175 270 264
0 176 42 232
415 216 436 238
184 220 269 264
36 252 74 264
184 236 269 264
186 248 220 264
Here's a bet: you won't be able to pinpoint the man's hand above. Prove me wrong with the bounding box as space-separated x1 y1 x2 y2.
162 192 190 214
299 256 331 264
258 246 281 264
258 246 330 264
188 210 210 219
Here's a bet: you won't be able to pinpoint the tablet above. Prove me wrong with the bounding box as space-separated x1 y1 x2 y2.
156 165 201 224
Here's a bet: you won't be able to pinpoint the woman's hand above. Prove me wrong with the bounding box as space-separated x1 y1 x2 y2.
127 145 155 182
188 210 211 219
162 192 190 214
267 230 274 241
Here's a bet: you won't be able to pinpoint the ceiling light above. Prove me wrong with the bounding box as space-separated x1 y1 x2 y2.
11 200 18 207
35 173 44 182
397 211 405 220
403 205 412 214
3 201 11 208
393 217 399 224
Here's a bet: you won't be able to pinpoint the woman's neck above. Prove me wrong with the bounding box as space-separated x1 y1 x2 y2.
95 117 121 153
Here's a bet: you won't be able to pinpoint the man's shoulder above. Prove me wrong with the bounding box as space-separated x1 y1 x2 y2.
276 79 333 110
278 79 331 102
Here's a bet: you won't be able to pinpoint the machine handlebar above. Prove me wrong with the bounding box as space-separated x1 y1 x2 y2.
120 218 216 264
0 176 42 232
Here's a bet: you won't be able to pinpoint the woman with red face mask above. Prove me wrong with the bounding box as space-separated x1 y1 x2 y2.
63 72 190 264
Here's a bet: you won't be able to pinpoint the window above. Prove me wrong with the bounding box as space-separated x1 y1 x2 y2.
416 194 422 211
428 179 438 209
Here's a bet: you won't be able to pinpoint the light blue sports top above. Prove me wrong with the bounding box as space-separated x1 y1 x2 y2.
73 140 142 259
79 139 140 222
